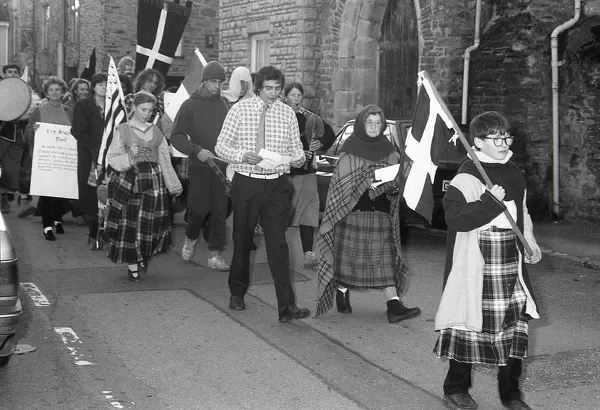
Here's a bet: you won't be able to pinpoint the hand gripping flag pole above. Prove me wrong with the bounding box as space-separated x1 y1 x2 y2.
404 71 533 256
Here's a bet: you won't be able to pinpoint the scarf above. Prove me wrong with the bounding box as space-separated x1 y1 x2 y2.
340 104 394 162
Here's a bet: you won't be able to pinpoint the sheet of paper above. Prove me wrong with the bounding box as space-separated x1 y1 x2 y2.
30 123 79 199
256 149 303 170
372 164 400 189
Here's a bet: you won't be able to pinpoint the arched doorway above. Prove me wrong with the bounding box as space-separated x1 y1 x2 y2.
378 0 419 119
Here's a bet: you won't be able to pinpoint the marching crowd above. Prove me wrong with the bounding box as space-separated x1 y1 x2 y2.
0 58 543 410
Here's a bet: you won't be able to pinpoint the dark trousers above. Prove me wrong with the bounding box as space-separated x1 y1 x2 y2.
186 166 228 251
443 358 522 401
39 196 65 229
77 157 98 236
228 173 295 308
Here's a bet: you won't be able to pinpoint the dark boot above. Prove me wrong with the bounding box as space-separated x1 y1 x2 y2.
387 299 421 323
336 289 352 313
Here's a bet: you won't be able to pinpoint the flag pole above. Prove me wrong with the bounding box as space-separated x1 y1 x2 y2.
419 71 533 257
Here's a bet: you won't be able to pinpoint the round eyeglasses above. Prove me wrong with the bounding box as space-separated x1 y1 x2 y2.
483 135 514 147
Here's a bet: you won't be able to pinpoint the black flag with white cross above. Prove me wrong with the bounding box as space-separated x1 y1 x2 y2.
136 0 193 76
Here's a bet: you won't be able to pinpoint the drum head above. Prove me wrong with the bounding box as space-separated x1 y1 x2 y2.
0 78 32 121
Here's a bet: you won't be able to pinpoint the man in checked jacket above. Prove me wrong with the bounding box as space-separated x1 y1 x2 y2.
215 65 311 323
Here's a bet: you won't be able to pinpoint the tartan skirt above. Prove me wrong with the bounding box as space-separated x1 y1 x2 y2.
287 173 319 228
106 162 172 264
434 227 529 365
333 211 397 289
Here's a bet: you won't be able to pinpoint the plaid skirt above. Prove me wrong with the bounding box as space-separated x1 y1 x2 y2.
105 162 172 264
333 211 397 289
287 173 319 228
434 227 529 365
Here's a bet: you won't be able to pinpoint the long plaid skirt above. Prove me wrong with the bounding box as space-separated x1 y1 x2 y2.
106 162 172 264
287 173 319 228
333 211 397 289
434 227 529 365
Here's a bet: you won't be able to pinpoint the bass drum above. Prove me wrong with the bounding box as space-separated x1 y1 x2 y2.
0 77 32 121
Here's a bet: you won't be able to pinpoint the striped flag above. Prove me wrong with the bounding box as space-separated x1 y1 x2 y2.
97 56 127 168
403 72 461 223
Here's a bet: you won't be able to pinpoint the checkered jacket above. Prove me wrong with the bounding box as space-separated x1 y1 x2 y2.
215 96 304 174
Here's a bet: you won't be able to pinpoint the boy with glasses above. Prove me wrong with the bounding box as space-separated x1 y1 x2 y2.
433 111 542 410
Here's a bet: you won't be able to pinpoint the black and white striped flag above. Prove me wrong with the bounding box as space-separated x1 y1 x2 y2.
98 56 127 169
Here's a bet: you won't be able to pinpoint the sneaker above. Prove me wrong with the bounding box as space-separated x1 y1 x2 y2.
181 236 198 261
254 224 263 236
303 251 318 268
207 254 230 271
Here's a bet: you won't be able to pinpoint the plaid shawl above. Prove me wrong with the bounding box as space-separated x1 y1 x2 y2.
315 153 410 316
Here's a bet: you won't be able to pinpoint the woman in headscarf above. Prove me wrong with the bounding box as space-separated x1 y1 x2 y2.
221 66 254 108
315 105 421 323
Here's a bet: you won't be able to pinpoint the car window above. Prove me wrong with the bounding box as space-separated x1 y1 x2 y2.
327 122 397 156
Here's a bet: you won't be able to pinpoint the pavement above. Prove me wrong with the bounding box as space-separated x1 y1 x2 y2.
5 195 600 410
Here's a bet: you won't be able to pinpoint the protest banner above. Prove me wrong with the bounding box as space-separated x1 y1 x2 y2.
30 123 79 199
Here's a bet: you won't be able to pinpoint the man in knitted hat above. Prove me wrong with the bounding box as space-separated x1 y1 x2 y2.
171 60 231 271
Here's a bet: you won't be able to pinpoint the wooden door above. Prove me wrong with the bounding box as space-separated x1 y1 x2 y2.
378 0 418 120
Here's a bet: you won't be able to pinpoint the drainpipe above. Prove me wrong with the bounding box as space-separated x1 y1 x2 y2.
550 0 581 218
461 0 482 125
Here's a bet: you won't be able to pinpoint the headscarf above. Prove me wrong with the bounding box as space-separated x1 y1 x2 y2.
222 67 254 103
340 104 394 162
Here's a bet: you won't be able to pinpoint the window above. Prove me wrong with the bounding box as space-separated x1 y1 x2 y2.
249 33 270 73
0 22 8 66
41 5 50 49
67 0 79 43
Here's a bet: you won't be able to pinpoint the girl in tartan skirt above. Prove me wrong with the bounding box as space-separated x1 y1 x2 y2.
433 112 542 410
315 105 420 323
105 91 182 281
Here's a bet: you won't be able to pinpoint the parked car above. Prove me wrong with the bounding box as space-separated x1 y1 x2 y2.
315 119 465 229
0 206 22 366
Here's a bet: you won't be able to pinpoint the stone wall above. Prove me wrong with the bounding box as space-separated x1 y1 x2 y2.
77 0 219 80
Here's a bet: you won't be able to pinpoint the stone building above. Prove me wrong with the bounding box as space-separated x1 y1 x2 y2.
1 0 219 87
219 0 600 223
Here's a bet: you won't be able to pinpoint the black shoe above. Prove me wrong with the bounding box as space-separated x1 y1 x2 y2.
138 259 148 274
229 295 245 310
55 223 65 234
336 289 352 313
501 399 532 410
128 268 140 282
444 393 478 409
386 299 421 323
44 231 56 241
278 304 310 322
88 235 103 250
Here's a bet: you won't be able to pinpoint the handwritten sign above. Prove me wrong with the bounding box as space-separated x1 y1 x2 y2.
30 123 79 199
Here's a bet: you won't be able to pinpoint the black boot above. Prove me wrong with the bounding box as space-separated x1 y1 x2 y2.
336 289 352 313
387 299 421 323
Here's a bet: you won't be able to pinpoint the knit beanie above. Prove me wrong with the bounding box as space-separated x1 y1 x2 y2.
201 61 226 82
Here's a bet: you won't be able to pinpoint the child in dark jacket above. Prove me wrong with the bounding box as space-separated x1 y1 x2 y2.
433 111 542 410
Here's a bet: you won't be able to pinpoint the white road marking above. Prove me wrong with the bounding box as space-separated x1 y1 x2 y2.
102 391 125 409
20 282 51 306
53 327 94 366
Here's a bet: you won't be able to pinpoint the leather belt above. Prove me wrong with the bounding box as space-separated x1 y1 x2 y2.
236 171 282 180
